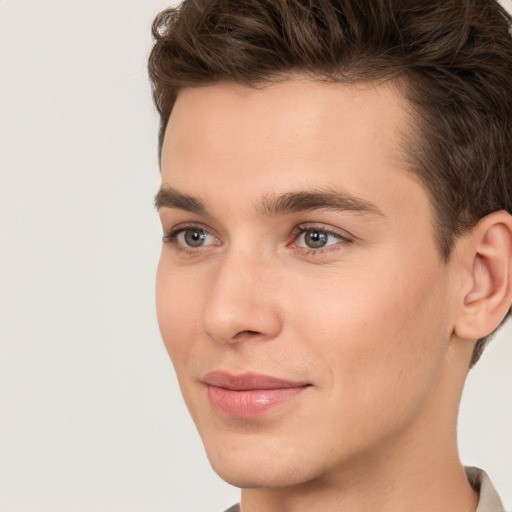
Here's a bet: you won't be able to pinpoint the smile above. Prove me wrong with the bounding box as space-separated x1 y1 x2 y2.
202 372 311 418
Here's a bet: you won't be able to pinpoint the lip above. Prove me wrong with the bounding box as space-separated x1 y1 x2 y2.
202 371 311 418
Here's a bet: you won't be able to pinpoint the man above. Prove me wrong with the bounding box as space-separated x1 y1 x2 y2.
149 1 512 511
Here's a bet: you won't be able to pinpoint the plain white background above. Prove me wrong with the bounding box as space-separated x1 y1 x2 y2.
1 1 511 510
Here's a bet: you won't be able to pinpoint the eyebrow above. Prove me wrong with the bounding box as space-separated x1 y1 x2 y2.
154 187 208 215
258 189 384 217
154 186 384 218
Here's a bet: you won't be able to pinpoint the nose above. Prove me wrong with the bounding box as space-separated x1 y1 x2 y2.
202 247 282 345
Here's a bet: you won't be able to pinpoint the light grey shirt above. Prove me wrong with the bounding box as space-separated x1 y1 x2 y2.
466 466 506 512
223 467 505 512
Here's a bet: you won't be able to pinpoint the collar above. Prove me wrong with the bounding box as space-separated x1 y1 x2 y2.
465 467 505 512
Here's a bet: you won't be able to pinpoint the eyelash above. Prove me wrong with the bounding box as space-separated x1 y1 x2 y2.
289 224 353 255
162 223 218 255
162 223 353 255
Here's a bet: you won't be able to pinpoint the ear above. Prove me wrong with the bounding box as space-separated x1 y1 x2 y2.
454 210 512 340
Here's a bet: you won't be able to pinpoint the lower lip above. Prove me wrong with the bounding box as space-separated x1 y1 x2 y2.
207 386 308 418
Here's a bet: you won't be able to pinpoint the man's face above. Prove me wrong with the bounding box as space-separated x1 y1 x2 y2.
156 79 461 488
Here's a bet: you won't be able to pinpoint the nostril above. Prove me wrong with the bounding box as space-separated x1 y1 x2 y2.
205 329 262 343
233 329 263 340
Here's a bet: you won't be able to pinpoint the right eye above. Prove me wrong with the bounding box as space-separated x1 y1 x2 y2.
163 226 220 250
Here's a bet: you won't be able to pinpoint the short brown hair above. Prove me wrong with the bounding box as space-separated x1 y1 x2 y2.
148 0 512 366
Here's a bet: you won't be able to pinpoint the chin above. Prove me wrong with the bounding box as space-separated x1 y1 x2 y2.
203 434 320 489
211 458 310 489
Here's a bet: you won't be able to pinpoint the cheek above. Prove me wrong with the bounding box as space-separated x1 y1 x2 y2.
155 257 202 366
287 253 451 397
280 258 452 455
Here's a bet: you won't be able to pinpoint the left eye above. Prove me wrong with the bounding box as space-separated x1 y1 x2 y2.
295 228 343 249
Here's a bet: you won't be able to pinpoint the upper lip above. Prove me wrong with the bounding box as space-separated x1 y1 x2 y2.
202 371 311 391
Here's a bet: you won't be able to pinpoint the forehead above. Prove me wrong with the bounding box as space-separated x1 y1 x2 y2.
160 78 427 225
164 78 411 164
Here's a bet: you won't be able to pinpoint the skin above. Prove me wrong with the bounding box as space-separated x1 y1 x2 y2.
155 79 480 512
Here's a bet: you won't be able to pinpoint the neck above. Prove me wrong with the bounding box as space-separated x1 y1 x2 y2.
240 436 478 512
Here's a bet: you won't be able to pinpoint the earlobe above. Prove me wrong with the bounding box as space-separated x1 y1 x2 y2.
454 211 512 341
